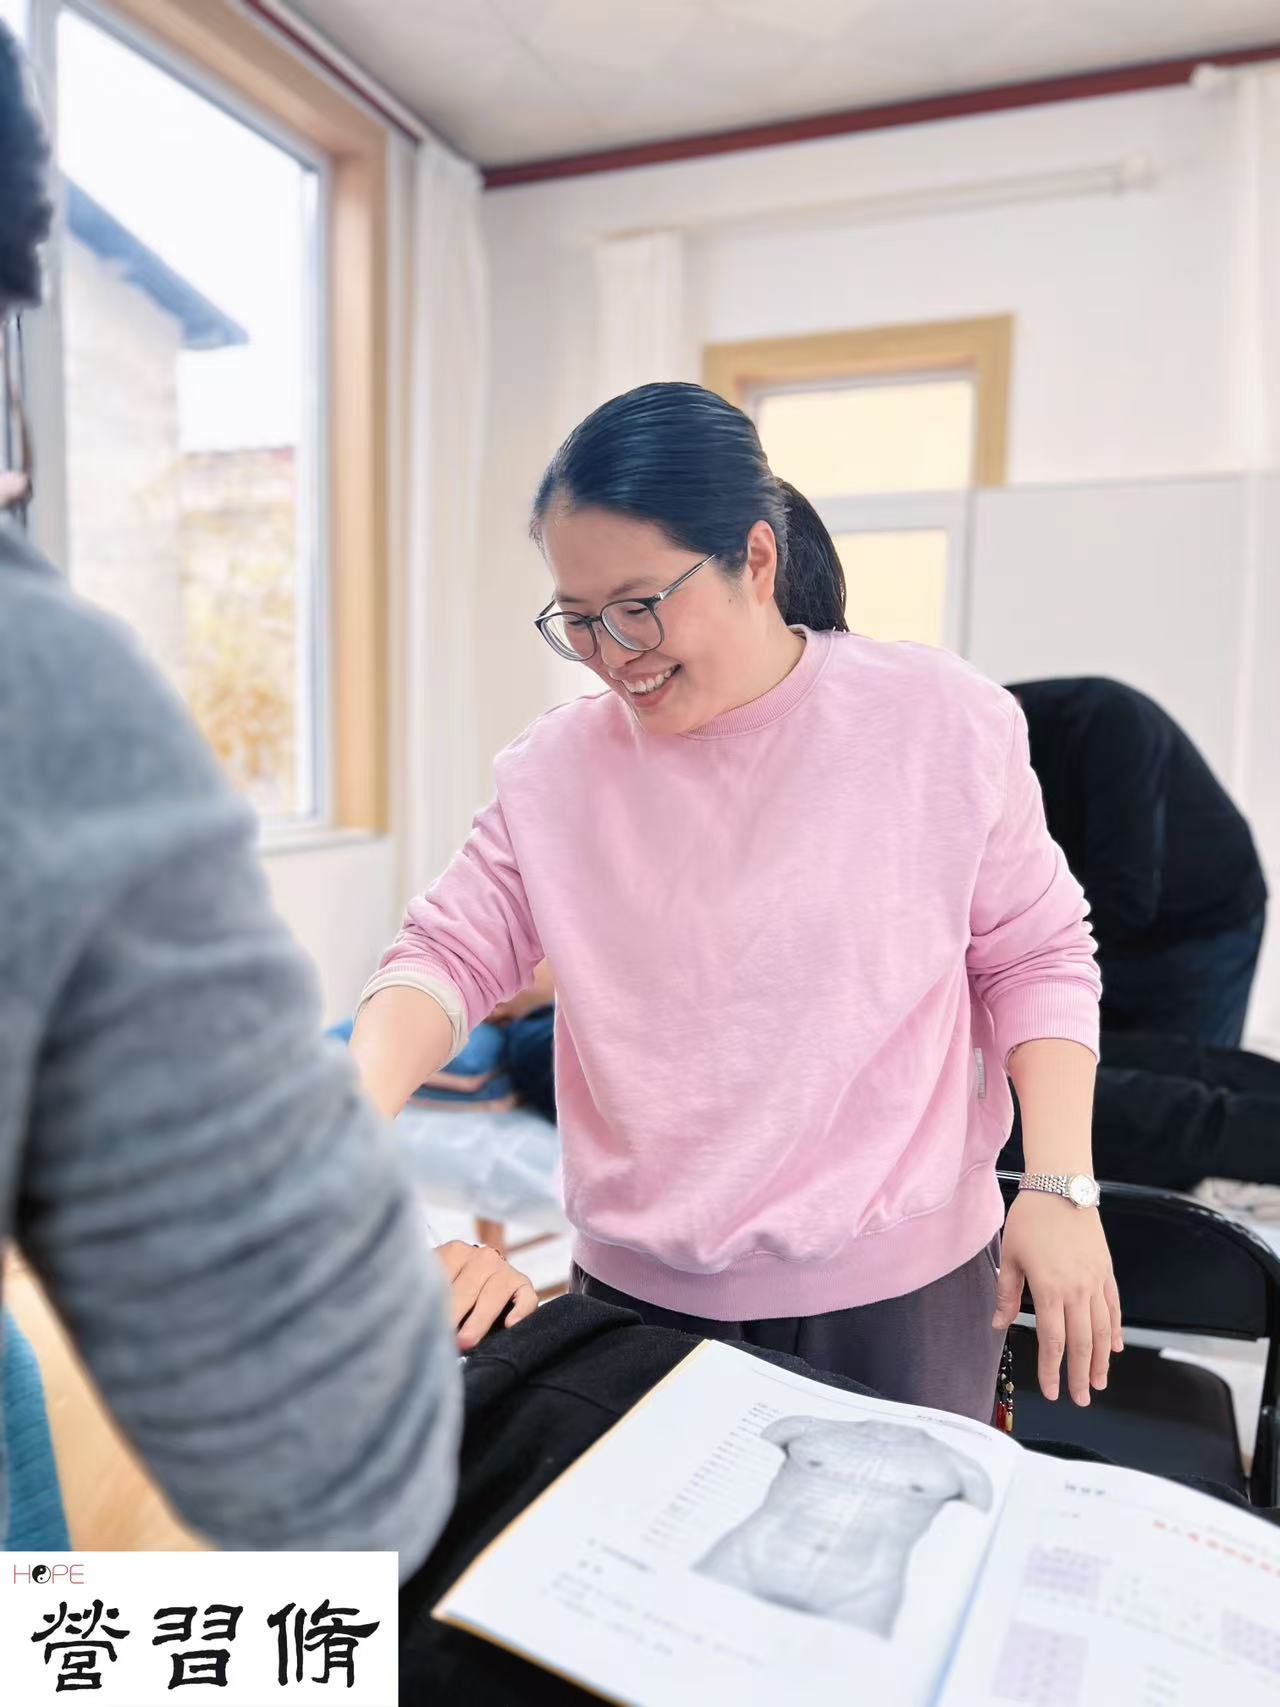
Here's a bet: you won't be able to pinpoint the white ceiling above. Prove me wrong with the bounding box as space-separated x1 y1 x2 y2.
288 0 1280 167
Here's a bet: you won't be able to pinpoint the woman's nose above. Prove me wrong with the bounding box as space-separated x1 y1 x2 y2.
599 628 644 672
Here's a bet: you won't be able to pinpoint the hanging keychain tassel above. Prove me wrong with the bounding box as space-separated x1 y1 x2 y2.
994 1340 1015 1433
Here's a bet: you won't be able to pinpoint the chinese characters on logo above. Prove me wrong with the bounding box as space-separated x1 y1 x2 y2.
31 1600 381 1693
32 1600 130 1692
153 1604 243 1689
269 1602 383 1689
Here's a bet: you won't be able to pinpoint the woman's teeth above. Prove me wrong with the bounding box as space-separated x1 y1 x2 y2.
625 668 676 696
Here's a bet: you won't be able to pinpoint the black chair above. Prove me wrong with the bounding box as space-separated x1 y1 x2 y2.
997 1171 1280 1505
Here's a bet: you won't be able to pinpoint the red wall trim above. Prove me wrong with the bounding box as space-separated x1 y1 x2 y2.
483 41 1280 190
238 0 422 140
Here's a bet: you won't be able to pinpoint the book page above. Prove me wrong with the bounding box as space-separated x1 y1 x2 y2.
940 1456 1280 1706
435 1338 1022 1707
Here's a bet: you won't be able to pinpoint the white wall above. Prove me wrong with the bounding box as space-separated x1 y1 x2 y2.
251 134 418 1025
478 70 1280 1044
1242 469 1280 1048
968 477 1248 780
689 136 1238 487
477 83 1254 758
262 836 400 1027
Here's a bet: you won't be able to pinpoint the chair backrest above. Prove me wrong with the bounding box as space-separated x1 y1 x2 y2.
998 1172 1280 1505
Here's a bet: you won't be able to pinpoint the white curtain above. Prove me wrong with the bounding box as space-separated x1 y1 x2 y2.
395 134 490 895
1202 60 1280 1047
544 230 688 707
593 229 686 405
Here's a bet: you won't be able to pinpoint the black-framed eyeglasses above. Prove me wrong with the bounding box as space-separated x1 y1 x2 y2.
535 552 714 662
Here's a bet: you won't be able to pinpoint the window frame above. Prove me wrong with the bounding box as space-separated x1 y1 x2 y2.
23 0 390 837
823 491 973 653
704 315 1013 488
60 0 332 829
705 318 1012 654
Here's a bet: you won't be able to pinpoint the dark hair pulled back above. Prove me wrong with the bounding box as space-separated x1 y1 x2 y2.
0 21 52 311
531 381 848 634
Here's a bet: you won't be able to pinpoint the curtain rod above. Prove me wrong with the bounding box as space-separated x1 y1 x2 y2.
485 40 1280 189
234 0 453 152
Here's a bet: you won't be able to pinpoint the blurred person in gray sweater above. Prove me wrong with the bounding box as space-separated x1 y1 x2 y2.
0 19 533 1568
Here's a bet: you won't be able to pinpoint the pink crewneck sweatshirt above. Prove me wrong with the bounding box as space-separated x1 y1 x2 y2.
368 630 1100 1319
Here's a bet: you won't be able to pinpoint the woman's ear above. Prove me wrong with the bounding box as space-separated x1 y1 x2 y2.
743 519 779 605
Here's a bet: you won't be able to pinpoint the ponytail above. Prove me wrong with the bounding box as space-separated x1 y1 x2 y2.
775 480 848 634
531 381 850 635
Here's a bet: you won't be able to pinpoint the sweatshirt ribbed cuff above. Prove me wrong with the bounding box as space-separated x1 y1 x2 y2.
990 981 1101 1069
356 966 469 1058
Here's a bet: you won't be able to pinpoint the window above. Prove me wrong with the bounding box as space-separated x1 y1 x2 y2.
706 319 1011 653
830 528 951 647
754 378 975 499
9 0 390 835
57 7 325 824
755 375 974 650
0 0 26 39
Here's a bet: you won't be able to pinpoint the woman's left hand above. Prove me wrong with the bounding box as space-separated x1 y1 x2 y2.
992 1193 1123 1405
435 1241 539 1351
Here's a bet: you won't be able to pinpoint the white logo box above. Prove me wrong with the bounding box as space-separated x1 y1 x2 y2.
0 1551 398 1705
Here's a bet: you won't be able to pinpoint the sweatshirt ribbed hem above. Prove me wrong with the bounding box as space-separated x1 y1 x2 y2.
573 1163 1004 1321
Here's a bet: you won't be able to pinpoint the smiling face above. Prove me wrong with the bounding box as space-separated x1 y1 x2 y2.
539 502 793 736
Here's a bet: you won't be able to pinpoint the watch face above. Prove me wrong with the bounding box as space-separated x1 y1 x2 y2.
1069 1174 1099 1208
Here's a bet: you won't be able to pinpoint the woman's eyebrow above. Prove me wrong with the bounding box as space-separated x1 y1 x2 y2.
554 578 651 606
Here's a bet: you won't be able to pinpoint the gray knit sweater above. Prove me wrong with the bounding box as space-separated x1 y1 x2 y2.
0 520 460 1568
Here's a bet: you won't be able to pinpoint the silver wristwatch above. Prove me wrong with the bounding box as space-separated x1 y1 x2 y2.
1019 1171 1101 1209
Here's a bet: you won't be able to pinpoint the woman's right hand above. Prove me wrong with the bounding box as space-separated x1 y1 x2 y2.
434 1241 539 1350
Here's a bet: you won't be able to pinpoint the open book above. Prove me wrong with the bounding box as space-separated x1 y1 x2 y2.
435 1339 1280 1705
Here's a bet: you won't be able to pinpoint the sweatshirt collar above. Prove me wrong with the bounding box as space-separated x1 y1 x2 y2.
680 627 833 740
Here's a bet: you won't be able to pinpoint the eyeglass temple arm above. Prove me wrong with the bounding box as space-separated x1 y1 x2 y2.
653 553 713 606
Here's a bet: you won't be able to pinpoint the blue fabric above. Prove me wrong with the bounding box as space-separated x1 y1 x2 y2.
505 1007 557 1124
1100 910 1267 1048
327 1019 513 1102
2 1312 71 1551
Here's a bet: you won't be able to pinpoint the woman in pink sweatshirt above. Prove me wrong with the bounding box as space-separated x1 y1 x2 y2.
353 383 1121 1422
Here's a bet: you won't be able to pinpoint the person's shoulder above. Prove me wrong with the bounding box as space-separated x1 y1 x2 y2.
0 531 228 803
0 527 132 703
1 536 163 707
1015 674 1161 719
493 685 629 782
0 518 54 580
1085 677 1168 722
825 630 1014 733
1036 677 1175 749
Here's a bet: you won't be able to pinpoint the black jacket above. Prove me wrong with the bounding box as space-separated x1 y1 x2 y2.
398 1296 877 1703
1010 678 1265 950
400 1295 1272 1702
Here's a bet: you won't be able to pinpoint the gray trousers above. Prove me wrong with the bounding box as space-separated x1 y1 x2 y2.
570 1235 1006 1424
